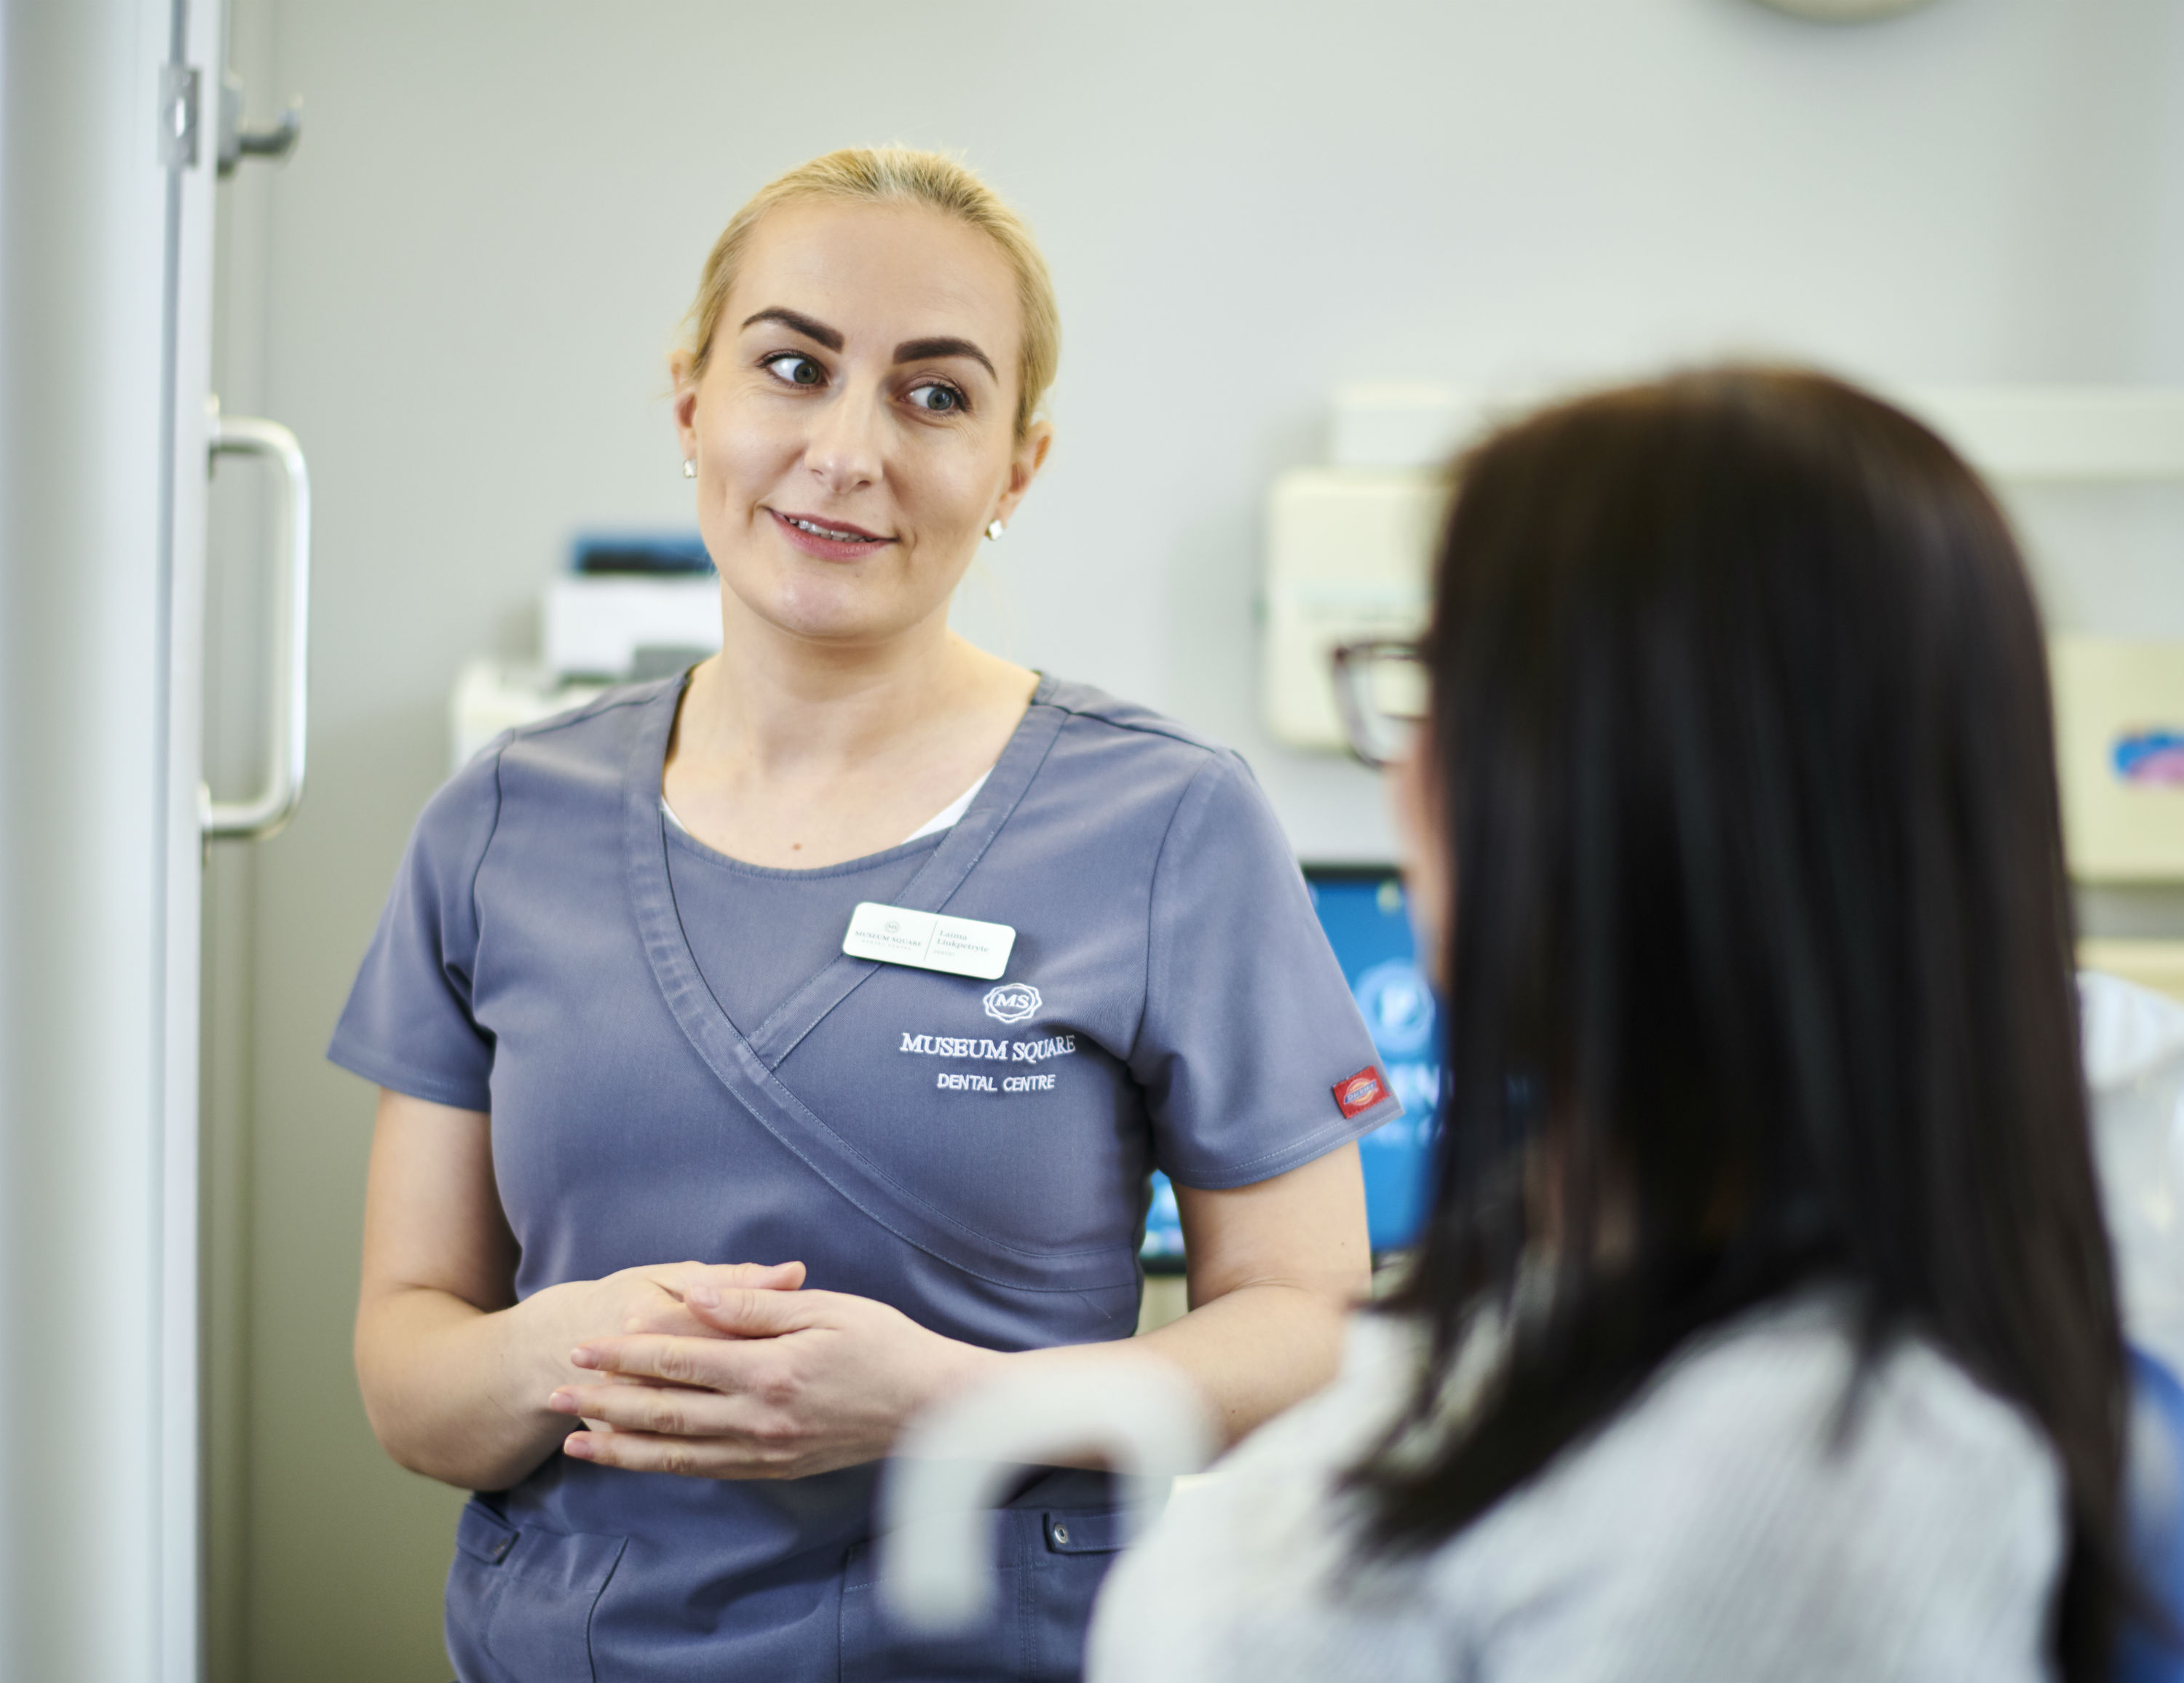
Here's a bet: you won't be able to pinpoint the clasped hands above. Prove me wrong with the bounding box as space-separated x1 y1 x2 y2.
539 1260 1000 1481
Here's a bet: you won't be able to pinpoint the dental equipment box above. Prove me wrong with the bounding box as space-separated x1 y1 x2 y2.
543 531 720 684
450 534 722 771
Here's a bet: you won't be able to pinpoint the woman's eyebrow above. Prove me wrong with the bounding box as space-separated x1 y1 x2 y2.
894 336 997 380
740 306 843 351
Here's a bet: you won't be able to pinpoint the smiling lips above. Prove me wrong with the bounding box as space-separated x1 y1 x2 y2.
769 507 896 561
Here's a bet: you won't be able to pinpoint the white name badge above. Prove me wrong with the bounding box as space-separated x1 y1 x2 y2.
842 901 1016 981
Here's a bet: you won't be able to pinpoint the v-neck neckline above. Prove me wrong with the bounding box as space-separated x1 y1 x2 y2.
628 671 1067 1071
619 673 1136 1294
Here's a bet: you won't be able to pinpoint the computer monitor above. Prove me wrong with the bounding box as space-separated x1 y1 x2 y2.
1141 864 1441 1269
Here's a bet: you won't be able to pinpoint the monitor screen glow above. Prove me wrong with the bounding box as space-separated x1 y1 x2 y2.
1142 867 1441 1267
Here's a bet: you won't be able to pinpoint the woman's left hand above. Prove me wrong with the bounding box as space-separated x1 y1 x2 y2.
545 1271 1002 1480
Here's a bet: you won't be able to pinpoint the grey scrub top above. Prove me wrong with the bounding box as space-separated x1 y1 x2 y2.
329 673 1399 1683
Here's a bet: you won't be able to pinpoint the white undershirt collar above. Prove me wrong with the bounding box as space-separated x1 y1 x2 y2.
660 767 994 850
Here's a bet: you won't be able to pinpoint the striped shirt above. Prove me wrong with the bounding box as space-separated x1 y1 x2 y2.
1091 1291 2061 1683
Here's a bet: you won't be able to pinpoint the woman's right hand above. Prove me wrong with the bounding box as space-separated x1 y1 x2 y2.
515 1260 809 1420
357 1087 813 1489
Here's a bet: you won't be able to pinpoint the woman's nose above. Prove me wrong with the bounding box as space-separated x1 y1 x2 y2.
803 383 884 494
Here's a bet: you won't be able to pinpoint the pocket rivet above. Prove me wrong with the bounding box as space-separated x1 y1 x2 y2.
1052 1524 1069 1545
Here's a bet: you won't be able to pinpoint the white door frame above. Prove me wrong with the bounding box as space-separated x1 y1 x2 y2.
0 0 222 1676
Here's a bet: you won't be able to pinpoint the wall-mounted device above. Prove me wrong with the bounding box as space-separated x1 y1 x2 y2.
1262 467 1444 750
1259 385 1505 751
2054 637 2184 883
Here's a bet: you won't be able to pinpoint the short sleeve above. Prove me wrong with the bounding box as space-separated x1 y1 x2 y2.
1129 752 1400 1188
325 741 507 1112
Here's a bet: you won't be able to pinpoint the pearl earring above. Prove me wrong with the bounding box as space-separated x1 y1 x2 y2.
986 519 1005 541
682 459 696 479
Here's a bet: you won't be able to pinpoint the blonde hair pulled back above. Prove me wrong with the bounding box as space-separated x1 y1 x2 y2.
679 147 1059 441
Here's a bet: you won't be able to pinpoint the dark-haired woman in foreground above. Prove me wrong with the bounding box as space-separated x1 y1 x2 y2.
1090 368 2127 1682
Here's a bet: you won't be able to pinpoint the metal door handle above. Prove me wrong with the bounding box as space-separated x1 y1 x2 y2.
203 413 311 840
217 70 304 176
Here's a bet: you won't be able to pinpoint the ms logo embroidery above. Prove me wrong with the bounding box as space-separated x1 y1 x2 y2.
983 983 1042 1025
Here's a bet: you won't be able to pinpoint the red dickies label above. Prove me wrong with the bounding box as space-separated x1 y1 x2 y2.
1333 1066 1387 1119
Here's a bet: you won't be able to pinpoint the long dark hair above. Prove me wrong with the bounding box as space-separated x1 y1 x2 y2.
1358 368 2126 1677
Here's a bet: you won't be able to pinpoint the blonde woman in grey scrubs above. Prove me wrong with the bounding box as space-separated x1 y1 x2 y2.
333 148 1398 1683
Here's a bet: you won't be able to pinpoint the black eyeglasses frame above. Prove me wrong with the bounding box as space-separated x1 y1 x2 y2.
1329 638 1428 771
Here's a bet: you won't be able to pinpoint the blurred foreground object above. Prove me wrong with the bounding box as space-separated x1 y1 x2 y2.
2122 1352 2184 1683
879 1356 1214 1633
2081 966 2184 1679
2084 973 2184 1374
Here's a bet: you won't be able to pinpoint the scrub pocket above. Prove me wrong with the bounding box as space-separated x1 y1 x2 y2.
445 1497 628 1683
840 1497 1128 1682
